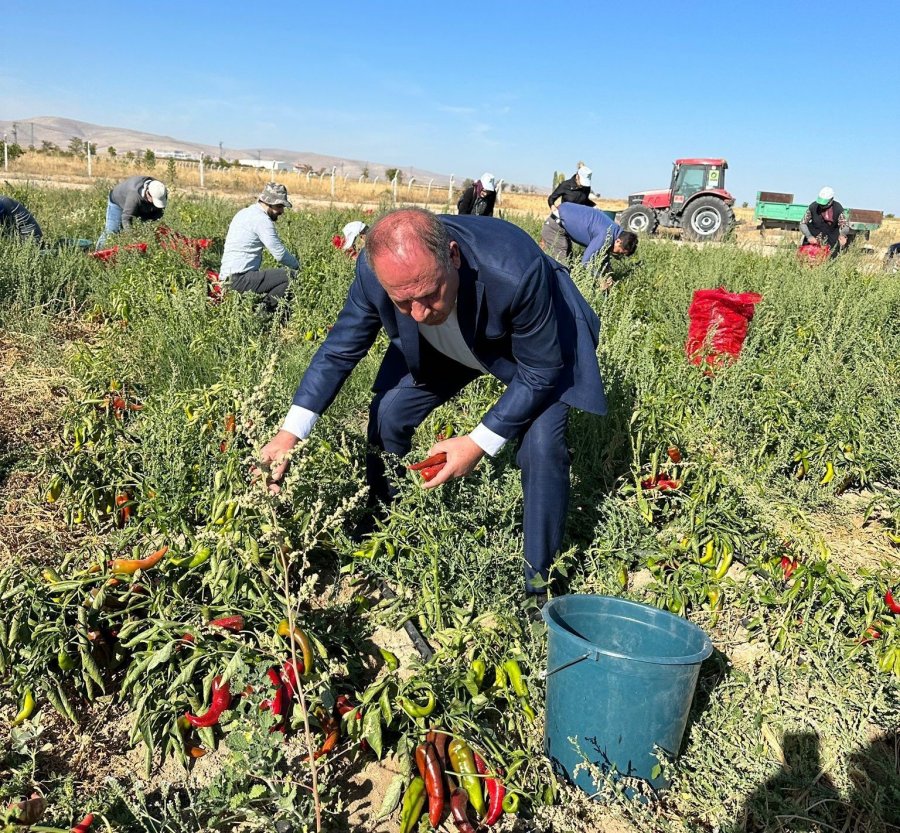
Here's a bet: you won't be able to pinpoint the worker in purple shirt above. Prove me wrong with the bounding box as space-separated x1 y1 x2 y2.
543 202 638 281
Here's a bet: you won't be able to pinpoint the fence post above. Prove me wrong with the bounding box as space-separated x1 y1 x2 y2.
87 142 92 177
426 177 434 204
391 174 398 205
199 156 205 188
2 135 7 172
373 176 380 186
496 178 503 204
448 175 454 202
331 166 336 198
407 177 416 197
306 170 313 183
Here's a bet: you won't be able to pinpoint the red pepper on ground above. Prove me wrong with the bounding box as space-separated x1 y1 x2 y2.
209 615 244 632
185 676 231 727
641 474 680 491
474 751 506 826
886 590 900 615
780 556 799 579
71 813 95 833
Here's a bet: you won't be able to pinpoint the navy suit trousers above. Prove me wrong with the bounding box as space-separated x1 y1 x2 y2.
366 362 570 593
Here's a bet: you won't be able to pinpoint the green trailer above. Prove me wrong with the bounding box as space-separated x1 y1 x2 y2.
754 191 883 239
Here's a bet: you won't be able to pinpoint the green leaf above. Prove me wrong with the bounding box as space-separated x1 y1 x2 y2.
376 773 405 819
147 641 176 671
363 706 383 759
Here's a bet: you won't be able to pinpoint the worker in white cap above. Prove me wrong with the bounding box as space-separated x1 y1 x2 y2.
456 172 497 216
338 220 369 259
799 186 849 257
98 175 168 247
548 163 595 209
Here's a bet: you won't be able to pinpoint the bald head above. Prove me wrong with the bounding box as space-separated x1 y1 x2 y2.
366 209 460 326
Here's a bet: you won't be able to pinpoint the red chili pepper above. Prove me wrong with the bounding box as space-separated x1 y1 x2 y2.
331 234 344 248
314 711 340 758
260 667 287 732
666 445 682 464
185 676 231 728
886 590 900 615
474 751 505 826
71 813 95 833
419 742 447 827
780 556 799 579
450 788 477 833
280 658 303 698
225 414 236 434
420 463 445 482
209 615 244 632
408 452 447 471
336 694 369 751
115 492 132 527
860 625 882 644
640 474 680 491
109 545 169 575
426 729 450 767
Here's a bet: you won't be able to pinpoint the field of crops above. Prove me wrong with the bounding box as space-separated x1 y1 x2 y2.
1 184 899 833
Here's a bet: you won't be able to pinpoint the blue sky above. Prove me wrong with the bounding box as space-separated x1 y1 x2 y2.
2 0 899 211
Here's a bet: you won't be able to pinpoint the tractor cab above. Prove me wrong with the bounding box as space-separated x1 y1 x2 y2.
670 159 730 207
619 157 736 242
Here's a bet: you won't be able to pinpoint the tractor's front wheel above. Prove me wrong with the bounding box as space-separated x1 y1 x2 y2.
619 204 659 236
681 197 734 242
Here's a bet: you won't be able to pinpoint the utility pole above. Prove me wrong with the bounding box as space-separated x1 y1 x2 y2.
87 140 92 177
219 140 223 158
3 135 7 171
11 123 17 144
30 123 34 149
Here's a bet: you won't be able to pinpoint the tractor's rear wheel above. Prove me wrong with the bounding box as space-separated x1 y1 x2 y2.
619 205 659 236
680 197 734 242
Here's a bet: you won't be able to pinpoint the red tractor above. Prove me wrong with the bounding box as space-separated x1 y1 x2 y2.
618 158 736 242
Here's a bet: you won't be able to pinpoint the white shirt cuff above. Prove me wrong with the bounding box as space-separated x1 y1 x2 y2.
469 423 507 456
282 405 319 439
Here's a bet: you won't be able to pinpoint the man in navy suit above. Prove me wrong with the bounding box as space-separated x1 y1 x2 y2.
260 208 607 598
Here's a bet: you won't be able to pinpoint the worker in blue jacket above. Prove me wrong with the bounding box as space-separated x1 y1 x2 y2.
543 202 638 279
259 209 607 601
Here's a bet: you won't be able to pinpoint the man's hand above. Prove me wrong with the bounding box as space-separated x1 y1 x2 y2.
839 235 848 248
421 435 485 490
256 429 299 494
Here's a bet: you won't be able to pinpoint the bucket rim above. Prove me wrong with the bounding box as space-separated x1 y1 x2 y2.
541 593 713 667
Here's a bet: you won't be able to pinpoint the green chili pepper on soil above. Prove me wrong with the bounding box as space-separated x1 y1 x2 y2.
502 792 520 814
379 648 399 671
449 738 485 817
398 776 426 833
12 689 35 725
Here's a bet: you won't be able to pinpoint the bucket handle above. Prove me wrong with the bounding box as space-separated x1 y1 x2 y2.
540 650 600 680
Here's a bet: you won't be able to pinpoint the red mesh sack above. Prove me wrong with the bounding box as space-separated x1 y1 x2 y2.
797 243 830 264
685 287 762 367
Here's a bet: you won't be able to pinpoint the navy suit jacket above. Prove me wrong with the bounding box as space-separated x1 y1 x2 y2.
292 215 607 439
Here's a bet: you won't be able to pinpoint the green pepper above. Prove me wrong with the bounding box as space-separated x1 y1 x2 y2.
58 647 78 672
12 689 35 725
493 663 508 690
449 738 485 817
379 648 399 671
502 659 528 698
713 548 733 580
502 792 520 814
399 685 436 719
471 658 486 688
398 775 426 833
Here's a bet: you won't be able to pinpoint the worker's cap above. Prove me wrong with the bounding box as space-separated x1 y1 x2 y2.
577 165 592 187
816 186 835 206
480 172 496 192
146 180 168 209
341 220 368 250
258 182 292 208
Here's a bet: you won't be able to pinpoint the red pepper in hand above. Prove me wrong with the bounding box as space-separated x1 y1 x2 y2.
185 676 231 728
420 463 445 482
450 788 477 833
474 751 506 826
408 452 447 471
886 590 900 615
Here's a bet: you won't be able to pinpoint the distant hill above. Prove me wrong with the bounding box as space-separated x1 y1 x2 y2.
0 116 543 192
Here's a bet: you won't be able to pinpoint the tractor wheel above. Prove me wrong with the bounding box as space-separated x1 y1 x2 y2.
619 205 659 236
681 197 734 242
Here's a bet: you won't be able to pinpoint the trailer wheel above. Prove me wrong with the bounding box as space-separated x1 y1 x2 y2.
619 205 659 235
681 197 735 242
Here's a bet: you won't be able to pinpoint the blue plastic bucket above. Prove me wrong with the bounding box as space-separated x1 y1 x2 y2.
541 594 712 795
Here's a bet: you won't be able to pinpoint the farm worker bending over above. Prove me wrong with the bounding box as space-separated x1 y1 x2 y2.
335 220 369 259
0 195 43 243
799 187 849 257
259 208 608 603
219 183 300 313
457 173 497 217
542 202 638 283
98 176 167 246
